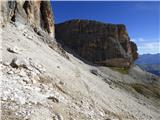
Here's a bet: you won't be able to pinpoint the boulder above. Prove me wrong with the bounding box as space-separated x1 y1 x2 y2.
55 19 138 68
10 57 28 69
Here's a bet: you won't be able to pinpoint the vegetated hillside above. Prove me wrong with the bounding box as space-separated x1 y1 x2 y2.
1 1 160 120
135 54 160 76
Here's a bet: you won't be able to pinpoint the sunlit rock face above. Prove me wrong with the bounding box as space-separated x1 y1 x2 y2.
55 19 138 68
0 0 54 37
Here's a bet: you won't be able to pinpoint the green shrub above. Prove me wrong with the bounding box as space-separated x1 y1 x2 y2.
110 67 129 74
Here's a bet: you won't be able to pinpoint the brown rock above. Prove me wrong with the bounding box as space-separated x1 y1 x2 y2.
0 1 54 37
130 41 138 61
55 19 138 68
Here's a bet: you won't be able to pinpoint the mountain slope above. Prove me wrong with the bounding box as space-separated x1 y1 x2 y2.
1 21 160 120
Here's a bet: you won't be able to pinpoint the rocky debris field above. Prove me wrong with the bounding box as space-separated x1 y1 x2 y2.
1 22 160 120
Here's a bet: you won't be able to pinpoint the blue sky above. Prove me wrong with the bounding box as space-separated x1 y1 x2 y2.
51 1 160 54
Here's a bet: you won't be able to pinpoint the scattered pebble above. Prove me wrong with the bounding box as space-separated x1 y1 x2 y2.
7 46 20 53
47 96 59 103
90 69 99 76
53 113 63 120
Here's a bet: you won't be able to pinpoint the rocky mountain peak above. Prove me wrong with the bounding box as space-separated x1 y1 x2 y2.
55 19 138 68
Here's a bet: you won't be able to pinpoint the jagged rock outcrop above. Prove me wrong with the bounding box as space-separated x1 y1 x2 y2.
130 41 138 61
0 0 54 37
55 19 138 68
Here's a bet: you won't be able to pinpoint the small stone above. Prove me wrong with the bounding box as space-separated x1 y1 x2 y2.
26 35 33 40
31 78 37 84
19 70 27 77
99 111 104 117
23 78 31 84
7 46 20 53
10 57 28 69
3 61 10 66
23 32 27 36
70 117 75 120
7 70 14 74
2 96 8 101
59 81 64 86
105 118 111 120
53 113 63 120
90 69 99 76
47 96 59 103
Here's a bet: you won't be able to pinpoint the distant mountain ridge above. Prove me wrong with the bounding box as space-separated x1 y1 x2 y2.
135 53 160 76
136 53 160 64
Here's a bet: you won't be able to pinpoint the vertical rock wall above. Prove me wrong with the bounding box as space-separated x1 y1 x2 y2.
0 0 55 37
55 19 138 68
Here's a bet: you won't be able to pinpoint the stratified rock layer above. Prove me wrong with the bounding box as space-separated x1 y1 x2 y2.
0 0 54 37
55 19 138 67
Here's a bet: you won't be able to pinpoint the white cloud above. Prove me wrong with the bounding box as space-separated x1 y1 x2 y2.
138 41 160 54
131 38 160 54
139 38 145 42
131 38 145 42
131 38 137 42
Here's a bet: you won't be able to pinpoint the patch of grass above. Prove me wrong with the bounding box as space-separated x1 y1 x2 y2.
131 84 147 95
130 83 160 107
131 83 160 99
110 67 129 74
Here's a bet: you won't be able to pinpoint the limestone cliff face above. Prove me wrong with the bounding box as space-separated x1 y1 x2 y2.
0 0 54 37
55 19 138 68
